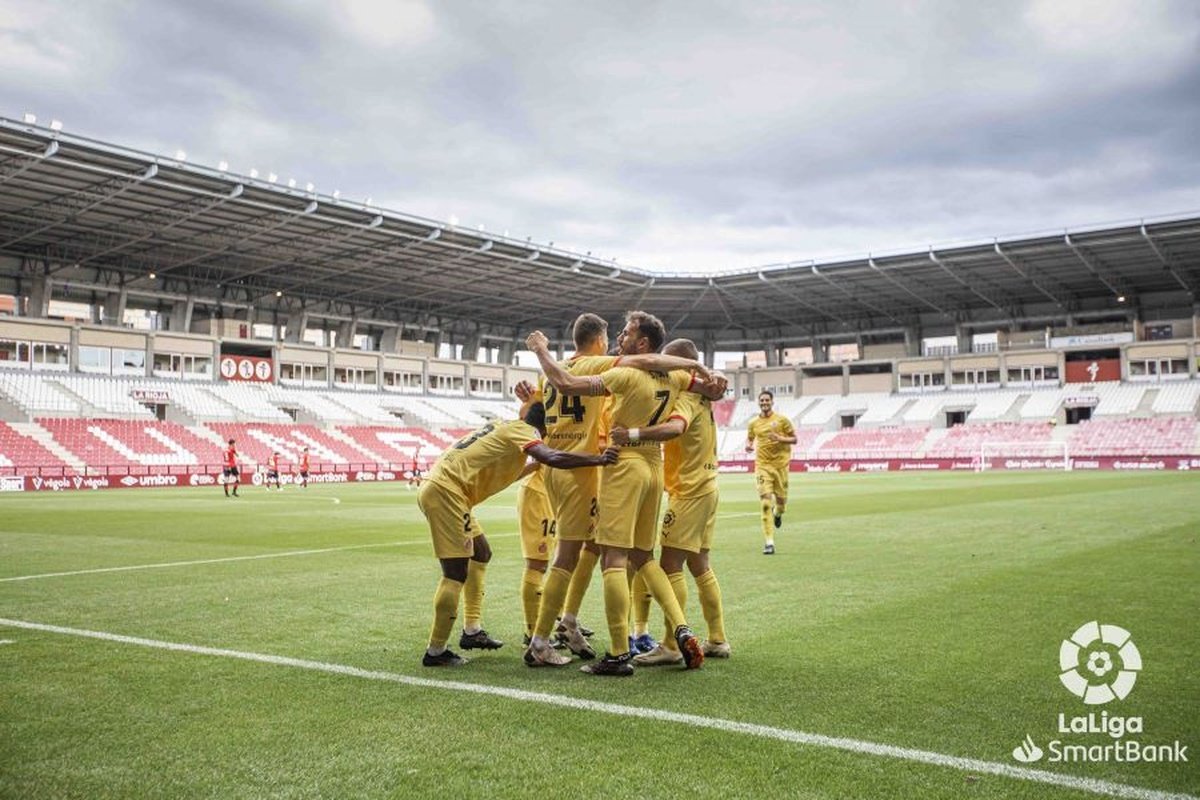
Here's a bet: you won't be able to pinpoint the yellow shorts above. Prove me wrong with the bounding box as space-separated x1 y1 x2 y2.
755 463 789 500
417 482 481 559
517 481 555 561
660 490 718 554
597 456 663 551
544 466 599 541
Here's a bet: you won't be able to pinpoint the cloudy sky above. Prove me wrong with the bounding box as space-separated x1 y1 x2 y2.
2 0 1198 273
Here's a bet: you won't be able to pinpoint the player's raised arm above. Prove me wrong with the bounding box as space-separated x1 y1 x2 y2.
524 329 713 396
526 442 620 469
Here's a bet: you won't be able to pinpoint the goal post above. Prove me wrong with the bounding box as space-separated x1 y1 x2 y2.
978 441 1071 472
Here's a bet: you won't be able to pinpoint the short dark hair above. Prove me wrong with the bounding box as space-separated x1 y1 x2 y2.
227 439 235 445
573 313 608 349
523 401 547 432
758 390 774 401
625 310 666 353
663 338 698 360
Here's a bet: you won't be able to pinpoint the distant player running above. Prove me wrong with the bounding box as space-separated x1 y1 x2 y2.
418 404 618 667
746 390 797 554
222 439 240 498
298 447 310 488
265 451 281 491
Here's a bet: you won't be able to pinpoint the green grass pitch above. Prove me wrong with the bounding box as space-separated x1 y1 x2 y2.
1 472 1197 799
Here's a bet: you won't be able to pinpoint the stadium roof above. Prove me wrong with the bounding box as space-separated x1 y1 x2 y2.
1 117 1197 349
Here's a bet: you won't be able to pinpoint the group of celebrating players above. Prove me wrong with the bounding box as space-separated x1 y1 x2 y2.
416 310 797 677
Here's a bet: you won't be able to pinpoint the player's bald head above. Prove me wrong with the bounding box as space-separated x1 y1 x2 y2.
663 338 698 360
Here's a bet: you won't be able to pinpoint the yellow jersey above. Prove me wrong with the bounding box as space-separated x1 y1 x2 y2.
599 367 696 462
536 354 618 454
426 419 541 506
747 412 795 469
664 392 718 498
522 463 546 494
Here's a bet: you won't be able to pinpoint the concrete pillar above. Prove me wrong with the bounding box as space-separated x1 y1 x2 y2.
338 319 359 350
69 324 80 372
497 340 516 365
26 274 52 317
102 288 128 325
284 310 308 344
955 324 971 355
145 333 156 377
462 331 482 363
763 341 780 367
812 339 830 363
380 327 400 353
702 331 716 369
169 299 194 333
904 326 922 357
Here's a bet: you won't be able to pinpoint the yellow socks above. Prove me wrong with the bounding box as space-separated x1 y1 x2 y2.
602 567 631 656
635 561 686 633
661 571 689 650
761 499 774 543
630 570 652 636
533 567 571 640
563 546 599 618
428 577 463 651
520 568 544 637
694 569 726 643
462 559 487 632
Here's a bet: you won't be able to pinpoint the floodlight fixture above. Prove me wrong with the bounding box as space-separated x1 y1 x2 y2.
218 160 229 171
275 290 283 297
332 189 341 199
174 149 187 161
267 173 278 183
49 119 63 131
148 272 157 280
22 112 36 124
364 196 372 206
1117 295 1126 303
249 168 259 178
305 182 314 193
287 178 296 188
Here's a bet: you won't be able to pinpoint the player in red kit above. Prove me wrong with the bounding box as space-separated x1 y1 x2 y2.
298 447 310 489
223 439 240 497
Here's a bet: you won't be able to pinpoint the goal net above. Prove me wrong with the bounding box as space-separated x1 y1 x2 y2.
978 441 1070 472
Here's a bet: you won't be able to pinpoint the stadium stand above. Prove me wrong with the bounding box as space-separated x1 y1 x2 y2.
206 423 376 466
1152 381 1200 414
0 373 80 416
337 425 449 464
1092 383 1147 416
966 391 1022 421
1068 417 1198 456
926 421 1056 458
0 421 69 471
817 426 931 458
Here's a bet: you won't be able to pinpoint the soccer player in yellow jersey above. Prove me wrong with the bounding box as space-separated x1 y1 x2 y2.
417 403 617 667
530 312 726 676
746 389 797 555
515 465 555 642
522 314 717 667
610 338 731 664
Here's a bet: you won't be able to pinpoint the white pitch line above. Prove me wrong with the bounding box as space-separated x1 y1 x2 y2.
0 541 408 583
0 618 1191 800
0 533 523 584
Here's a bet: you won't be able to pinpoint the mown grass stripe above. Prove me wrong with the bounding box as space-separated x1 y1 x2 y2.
0 617 1192 800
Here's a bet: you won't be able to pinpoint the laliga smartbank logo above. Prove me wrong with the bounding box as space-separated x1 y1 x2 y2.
1010 621 1188 766
1058 620 1140 704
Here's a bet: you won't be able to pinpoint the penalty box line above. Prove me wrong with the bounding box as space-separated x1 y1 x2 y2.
0 618 1192 800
